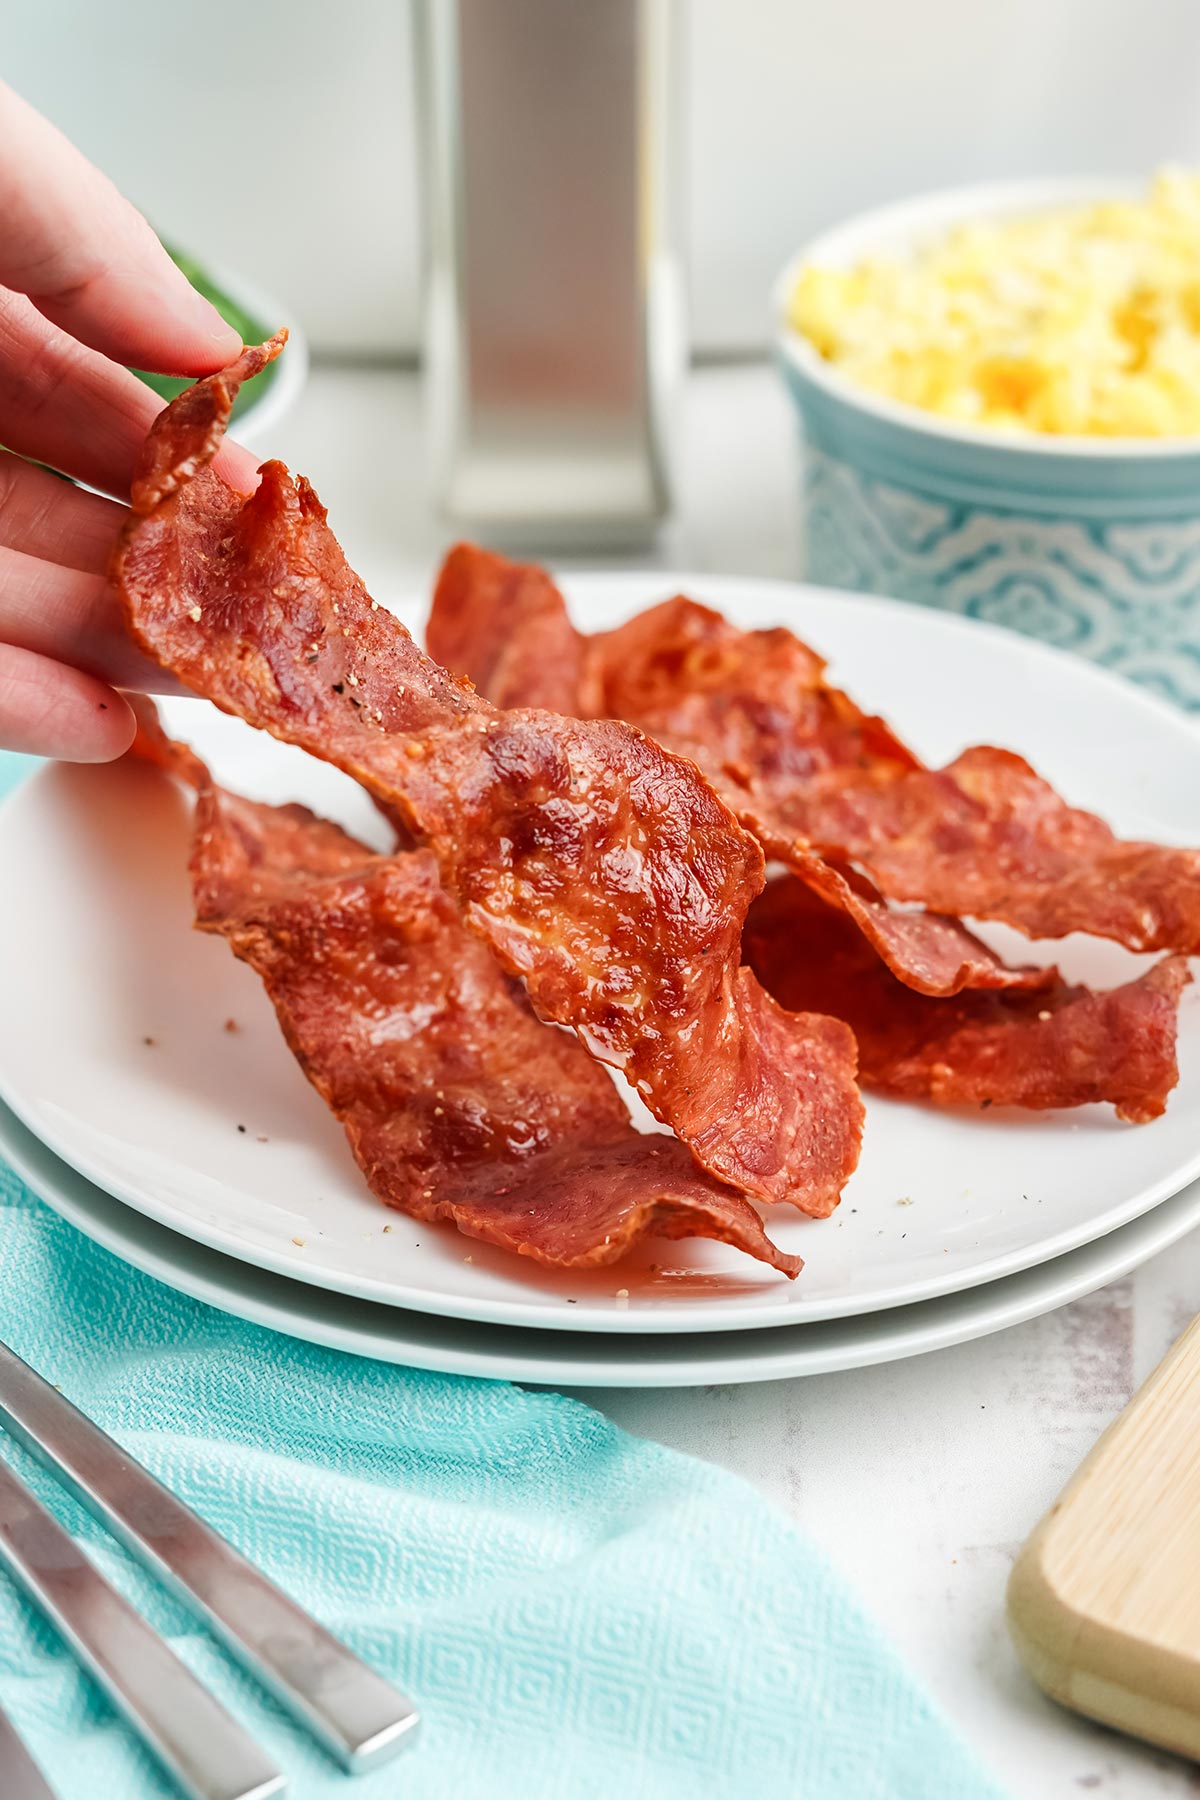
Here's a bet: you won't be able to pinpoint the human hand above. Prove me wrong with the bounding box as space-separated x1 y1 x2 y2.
0 82 262 761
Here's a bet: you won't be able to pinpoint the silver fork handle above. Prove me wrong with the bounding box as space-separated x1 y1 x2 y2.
0 1457 283 1800
0 1700 58 1800
0 1340 418 1772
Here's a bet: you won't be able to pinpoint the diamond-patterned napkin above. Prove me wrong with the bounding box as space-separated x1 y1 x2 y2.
0 751 1004 1799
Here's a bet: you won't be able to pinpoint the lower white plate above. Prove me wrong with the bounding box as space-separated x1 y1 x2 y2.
0 577 1197 1339
3 1099 1197 1388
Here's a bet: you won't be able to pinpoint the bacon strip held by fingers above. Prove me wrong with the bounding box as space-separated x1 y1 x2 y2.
129 721 802 1274
115 344 863 1214
744 874 1188 1123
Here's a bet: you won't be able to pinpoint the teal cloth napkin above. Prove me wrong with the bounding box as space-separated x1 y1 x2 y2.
0 751 1004 1800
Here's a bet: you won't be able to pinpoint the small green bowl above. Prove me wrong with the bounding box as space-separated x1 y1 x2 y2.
131 245 308 443
775 179 1200 712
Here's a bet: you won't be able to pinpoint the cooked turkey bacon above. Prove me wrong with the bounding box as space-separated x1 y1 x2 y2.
116 343 863 1213
128 714 802 1276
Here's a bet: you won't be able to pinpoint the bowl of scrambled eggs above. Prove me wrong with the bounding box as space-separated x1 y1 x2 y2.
776 173 1200 708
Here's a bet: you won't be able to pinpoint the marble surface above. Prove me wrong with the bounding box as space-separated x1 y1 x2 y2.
262 359 1199 1800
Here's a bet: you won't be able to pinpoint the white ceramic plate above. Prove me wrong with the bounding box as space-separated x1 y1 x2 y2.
0 575 1197 1336
2 1096 1198 1387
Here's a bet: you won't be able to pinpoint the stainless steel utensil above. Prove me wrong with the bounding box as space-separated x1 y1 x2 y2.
0 1700 57 1800
0 1339 419 1775
0 1455 283 1800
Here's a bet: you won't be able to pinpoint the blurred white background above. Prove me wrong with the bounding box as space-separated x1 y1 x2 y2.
8 0 1200 356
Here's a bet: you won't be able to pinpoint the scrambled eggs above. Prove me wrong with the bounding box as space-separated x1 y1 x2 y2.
789 171 1200 437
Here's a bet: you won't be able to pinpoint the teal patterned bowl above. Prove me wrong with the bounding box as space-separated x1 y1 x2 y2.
775 180 1200 711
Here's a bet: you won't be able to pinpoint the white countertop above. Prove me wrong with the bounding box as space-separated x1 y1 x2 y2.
265 359 1198 1800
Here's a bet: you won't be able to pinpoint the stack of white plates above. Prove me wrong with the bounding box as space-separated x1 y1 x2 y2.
1 578 1197 1387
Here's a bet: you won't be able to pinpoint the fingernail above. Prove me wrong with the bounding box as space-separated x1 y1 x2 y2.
191 292 240 342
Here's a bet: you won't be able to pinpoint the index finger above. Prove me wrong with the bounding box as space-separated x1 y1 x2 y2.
0 81 241 376
0 291 263 500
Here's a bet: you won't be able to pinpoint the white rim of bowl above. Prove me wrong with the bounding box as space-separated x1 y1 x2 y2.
773 174 1200 461
190 260 309 446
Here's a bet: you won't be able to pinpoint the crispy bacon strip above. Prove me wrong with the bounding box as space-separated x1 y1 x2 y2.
426 549 1052 996
587 598 1200 959
115 342 862 1213
429 542 587 713
753 844 1054 998
429 548 1200 965
200 801 805 1271
744 874 1188 1123
129 715 801 1274
791 746 1200 955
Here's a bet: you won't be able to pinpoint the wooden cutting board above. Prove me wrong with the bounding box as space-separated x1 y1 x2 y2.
1008 1316 1200 1758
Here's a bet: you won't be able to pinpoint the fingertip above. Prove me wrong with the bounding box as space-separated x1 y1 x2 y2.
0 89 246 380
81 689 138 761
137 322 243 380
154 262 244 375
46 681 136 763
0 645 137 761
31 266 244 382
178 304 244 376
126 231 243 374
